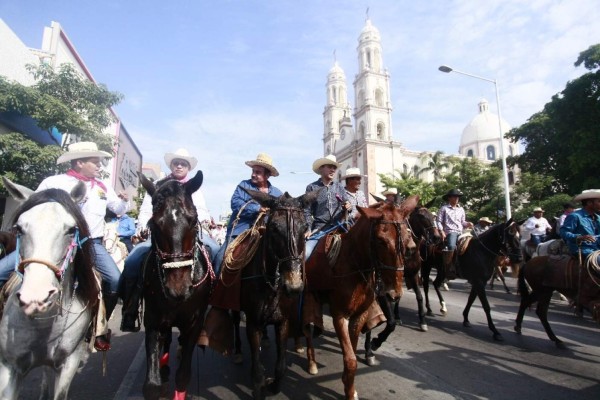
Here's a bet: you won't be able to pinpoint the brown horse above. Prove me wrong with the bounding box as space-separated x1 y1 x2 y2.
0 232 16 259
138 171 214 400
514 253 600 348
300 196 418 400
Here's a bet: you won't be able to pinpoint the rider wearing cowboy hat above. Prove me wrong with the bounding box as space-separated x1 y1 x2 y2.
560 189 600 260
437 188 473 279
474 217 493 235
382 187 398 203
524 206 553 246
342 167 367 224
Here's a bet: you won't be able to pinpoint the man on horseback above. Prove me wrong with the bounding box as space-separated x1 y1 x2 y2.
120 148 218 332
0 142 130 351
382 187 398 203
303 154 351 259
557 201 576 230
474 216 493 235
342 167 367 226
437 188 473 279
559 190 600 261
524 206 553 246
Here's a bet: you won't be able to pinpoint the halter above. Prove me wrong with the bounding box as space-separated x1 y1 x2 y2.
245 205 306 291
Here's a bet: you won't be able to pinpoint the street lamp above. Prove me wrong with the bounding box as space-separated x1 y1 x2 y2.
438 65 512 220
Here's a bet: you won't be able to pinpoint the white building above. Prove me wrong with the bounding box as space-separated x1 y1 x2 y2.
325 19 518 198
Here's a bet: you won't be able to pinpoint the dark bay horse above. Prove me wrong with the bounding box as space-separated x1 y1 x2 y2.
301 196 418 400
235 189 318 400
0 231 16 259
0 178 99 400
364 205 441 365
458 219 522 341
139 171 214 400
514 253 600 348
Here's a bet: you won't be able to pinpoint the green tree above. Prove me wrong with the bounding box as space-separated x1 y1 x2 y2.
0 63 123 193
418 150 451 182
506 43 600 194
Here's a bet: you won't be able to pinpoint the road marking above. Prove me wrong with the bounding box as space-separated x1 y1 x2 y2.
113 339 145 400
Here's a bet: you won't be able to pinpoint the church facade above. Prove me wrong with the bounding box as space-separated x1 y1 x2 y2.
323 19 518 199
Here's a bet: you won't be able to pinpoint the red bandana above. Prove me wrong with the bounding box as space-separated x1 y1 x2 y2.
66 169 107 192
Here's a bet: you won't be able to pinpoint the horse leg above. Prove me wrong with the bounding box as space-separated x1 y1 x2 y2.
160 329 172 384
371 296 396 352
52 343 86 400
474 280 503 341
143 328 162 400
173 329 199 400
364 330 374 366
462 286 478 328
535 289 565 348
411 276 427 331
0 361 21 400
305 326 318 375
514 286 538 334
498 269 511 294
332 315 359 400
232 310 243 364
246 322 266 400
422 266 434 316
268 321 289 395
433 268 447 314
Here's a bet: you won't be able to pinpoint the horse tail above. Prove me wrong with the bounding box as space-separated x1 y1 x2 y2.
517 261 530 299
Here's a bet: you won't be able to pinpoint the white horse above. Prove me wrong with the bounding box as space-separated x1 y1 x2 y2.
0 177 100 400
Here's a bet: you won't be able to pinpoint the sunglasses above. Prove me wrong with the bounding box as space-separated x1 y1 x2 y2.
171 160 190 168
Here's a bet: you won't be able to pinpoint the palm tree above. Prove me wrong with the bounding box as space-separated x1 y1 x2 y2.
419 151 451 182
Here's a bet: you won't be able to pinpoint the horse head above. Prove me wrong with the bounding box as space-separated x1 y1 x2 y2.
4 177 97 317
410 206 442 247
140 171 204 300
357 195 419 298
494 218 523 264
242 188 318 295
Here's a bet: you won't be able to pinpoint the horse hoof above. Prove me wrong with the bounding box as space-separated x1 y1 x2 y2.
366 356 376 366
514 325 521 334
463 321 471 328
308 363 318 375
395 319 403 326
233 353 243 365
493 333 504 342
370 339 381 351
295 345 305 354
555 341 566 349
420 324 428 332
353 390 359 400
426 310 434 316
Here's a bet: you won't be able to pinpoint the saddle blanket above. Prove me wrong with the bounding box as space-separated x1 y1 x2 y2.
544 255 578 289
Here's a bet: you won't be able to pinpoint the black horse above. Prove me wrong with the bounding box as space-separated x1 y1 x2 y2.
139 171 214 400
458 219 522 341
236 189 318 400
363 205 442 365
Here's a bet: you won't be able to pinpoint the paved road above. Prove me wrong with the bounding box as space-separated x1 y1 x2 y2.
17 275 600 399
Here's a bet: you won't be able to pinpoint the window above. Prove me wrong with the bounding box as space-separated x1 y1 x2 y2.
377 123 385 140
486 145 496 160
403 164 408 174
466 149 474 158
413 165 419 178
375 89 384 107
359 122 366 138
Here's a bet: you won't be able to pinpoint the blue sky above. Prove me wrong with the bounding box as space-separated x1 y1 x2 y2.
2 0 599 219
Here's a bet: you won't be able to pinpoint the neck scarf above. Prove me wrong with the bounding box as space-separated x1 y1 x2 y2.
166 173 189 183
66 169 107 192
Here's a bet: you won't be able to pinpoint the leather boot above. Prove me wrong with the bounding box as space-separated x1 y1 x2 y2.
95 293 119 351
120 278 142 332
442 249 457 280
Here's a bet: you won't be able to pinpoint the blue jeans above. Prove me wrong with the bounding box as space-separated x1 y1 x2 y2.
305 237 319 260
446 232 459 250
0 238 120 294
531 234 547 246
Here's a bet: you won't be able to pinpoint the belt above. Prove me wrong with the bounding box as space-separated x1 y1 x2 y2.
91 237 104 244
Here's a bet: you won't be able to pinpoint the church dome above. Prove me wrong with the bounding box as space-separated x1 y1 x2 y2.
328 61 346 80
359 19 380 43
460 99 511 148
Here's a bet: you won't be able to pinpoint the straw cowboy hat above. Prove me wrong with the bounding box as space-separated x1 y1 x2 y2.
382 188 398 196
443 188 464 201
312 154 340 174
479 217 493 224
56 142 112 164
164 148 198 170
245 153 279 177
532 207 544 213
573 189 600 201
341 167 362 180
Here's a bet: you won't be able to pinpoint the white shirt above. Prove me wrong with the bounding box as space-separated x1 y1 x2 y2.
524 216 552 235
37 174 129 239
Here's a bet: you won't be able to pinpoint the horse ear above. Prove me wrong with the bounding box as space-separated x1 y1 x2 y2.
138 171 156 197
400 195 419 216
516 218 527 226
2 176 34 202
424 197 436 209
358 205 383 219
283 192 292 199
370 193 384 203
185 171 203 196
240 186 277 208
70 181 87 204
299 188 321 208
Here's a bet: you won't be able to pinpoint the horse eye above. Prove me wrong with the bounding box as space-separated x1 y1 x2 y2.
12 224 23 235
66 226 77 236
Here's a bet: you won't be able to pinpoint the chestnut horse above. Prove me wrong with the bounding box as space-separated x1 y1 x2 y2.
234 189 318 400
301 196 418 400
363 205 441 365
514 252 600 348
138 171 214 400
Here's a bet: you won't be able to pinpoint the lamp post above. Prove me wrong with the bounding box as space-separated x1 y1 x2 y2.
439 65 512 220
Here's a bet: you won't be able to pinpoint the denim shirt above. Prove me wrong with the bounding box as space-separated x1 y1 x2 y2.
226 179 283 238
559 208 600 256
304 179 349 232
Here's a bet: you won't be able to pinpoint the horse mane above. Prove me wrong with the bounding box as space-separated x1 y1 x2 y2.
152 179 196 216
12 189 100 306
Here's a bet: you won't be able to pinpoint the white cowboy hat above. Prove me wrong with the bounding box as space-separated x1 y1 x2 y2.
164 148 198 170
245 153 279 177
341 167 362 180
479 217 493 224
312 154 340 174
532 207 544 212
573 189 600 201
382 188 398 196
56 142 112 164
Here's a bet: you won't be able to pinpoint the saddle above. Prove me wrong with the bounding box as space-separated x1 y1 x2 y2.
457 233 473 256
305 233 341 292
544 255 579 289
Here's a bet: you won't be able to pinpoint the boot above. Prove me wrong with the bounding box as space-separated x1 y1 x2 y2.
120 278 142 333
95 293 119 351
442 249 457 280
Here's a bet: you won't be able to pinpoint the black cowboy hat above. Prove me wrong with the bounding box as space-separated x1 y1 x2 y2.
442 188 464 201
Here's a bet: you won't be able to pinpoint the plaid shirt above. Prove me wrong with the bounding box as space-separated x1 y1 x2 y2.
304 179 349 232
437 203 469 234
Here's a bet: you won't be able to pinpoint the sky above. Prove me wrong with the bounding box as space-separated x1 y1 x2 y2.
1 0 599 219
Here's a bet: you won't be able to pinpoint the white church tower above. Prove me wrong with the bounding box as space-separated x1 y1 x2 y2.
323 60 352 155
